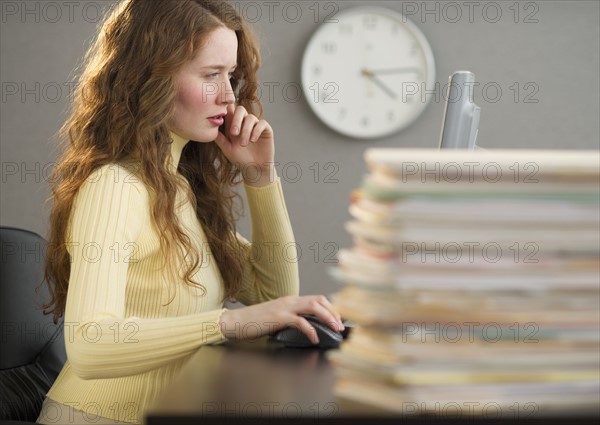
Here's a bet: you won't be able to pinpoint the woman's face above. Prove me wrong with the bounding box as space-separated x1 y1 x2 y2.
170 26 238 142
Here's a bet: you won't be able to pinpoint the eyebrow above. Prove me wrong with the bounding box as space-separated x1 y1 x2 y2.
199 65 237 71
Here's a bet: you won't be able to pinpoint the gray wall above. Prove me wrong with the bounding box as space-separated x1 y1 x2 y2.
1 1 599 297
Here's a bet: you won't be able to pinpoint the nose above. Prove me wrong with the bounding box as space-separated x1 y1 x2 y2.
219 78 236 105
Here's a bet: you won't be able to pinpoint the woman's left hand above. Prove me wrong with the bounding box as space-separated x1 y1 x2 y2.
214 103 276 187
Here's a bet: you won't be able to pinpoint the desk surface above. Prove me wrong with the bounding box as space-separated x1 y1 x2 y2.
146 338 598 425
146 338 389 424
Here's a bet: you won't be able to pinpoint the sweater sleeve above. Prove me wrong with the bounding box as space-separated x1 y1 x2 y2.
234 177 300 306
64 165 226 380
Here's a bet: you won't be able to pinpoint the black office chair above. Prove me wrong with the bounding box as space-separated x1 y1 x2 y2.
0 227 66 424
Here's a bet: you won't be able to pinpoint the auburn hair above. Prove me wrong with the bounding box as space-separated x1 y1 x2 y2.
44 0 262 321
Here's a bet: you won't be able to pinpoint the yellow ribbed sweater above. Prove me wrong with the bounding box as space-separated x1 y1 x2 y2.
46 133 299 424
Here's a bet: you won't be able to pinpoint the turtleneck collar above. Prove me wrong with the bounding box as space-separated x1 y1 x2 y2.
168 131 190 173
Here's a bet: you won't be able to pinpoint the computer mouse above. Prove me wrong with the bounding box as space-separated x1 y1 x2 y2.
272 315 344 349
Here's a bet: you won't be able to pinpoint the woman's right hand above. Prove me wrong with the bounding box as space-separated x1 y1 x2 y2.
219 295 344 344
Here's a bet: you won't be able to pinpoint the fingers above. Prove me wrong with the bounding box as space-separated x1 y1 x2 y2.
227 105 270 146
249 120 270 143
220 295 344 344
237 115 259 146
305 295 345 333
285 295 344 336
287 296 343 345
228 104 249 138
293 315 320 344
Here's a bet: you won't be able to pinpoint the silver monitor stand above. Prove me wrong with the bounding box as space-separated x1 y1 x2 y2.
439 71 481 150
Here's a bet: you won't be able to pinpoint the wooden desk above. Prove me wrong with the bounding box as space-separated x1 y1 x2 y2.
146 338 598 425
146 338 392 424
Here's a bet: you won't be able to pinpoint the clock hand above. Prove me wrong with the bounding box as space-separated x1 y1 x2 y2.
361 68 397 100
369 67 422 76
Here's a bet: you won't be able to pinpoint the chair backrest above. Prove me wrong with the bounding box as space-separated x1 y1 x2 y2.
0 226 66 422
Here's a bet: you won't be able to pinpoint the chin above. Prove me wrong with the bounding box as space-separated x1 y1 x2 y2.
190 130 218 143
190 137 215 143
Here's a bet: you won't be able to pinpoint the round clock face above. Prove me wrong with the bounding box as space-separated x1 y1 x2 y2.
301 6 435 140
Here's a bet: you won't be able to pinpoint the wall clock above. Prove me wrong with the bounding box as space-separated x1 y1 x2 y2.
301 6 436 140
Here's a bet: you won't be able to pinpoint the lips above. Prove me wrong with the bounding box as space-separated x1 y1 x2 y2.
208 113 226 126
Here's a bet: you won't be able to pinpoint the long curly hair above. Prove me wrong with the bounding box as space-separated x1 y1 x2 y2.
44 0 262 321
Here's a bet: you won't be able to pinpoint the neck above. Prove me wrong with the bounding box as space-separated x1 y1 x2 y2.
168 131 190 172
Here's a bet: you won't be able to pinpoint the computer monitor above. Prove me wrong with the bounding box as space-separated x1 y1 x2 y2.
439 71 481 149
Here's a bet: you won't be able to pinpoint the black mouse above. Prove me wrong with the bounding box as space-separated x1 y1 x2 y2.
272 315 343 349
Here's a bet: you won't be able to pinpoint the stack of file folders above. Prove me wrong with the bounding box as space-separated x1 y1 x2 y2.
329 148 600 417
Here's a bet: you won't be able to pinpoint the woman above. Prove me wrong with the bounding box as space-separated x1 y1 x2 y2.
39 1 343 423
